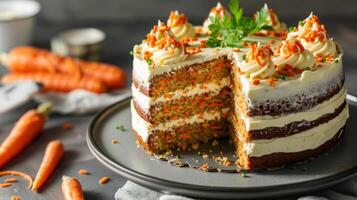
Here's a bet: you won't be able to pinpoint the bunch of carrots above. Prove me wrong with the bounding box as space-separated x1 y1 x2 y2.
0 46 127 93
0 103 84 199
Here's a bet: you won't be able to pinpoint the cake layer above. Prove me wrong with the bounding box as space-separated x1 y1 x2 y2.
232 52 344 116
131 100 229 142
133 55 230 97
237 126 345 170
232 87 347 141
131 77 230 112
133 87 231 124
134 119 229 153
242 104 348 157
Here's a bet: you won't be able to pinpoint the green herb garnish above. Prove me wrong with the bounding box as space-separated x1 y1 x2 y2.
207 0 272 48
241 55 246 60
334 59 339 63
289 26 295 32
276 75 287 80
298 20 304 26
116 124 127 132
146 58 153 65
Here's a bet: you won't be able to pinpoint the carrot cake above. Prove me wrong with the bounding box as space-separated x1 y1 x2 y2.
131 1 348 170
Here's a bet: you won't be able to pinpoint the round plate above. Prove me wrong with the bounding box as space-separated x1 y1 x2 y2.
87 97 357 199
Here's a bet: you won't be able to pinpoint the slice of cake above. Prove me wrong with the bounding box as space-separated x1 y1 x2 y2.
131 1 349 170
132 21 231 153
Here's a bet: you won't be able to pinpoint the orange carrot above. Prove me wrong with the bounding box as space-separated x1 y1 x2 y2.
99 176 110 184
4 46 127 89
11 195 21 200
1 72 107 93
0 183 12 188
62 176 85 200
5 178 17 183
32 140 64 192
0 103 51 168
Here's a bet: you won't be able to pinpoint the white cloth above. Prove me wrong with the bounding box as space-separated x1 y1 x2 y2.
34 88 131 114
0 80 131 114
115 179 357 200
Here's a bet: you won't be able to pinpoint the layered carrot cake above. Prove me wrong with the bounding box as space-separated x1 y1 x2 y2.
131 1 349 170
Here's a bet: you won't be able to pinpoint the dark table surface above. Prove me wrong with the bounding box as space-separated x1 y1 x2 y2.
1 16 357 199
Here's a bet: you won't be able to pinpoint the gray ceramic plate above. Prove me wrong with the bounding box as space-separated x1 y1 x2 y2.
87 97 357 199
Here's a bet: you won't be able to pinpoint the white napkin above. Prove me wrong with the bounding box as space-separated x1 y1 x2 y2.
0 81 40 113
0 80 131 115
115 179 357 200
34 88 131 114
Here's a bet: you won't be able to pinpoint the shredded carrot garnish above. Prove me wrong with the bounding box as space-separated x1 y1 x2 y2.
78 169 90 175
252 79 261 85
99 176 110 184
0 171 33 189
62 122 74 130
11 196 21 200
0 183 12 188
198 163 209 171
5 178 17 183
112 140 119 144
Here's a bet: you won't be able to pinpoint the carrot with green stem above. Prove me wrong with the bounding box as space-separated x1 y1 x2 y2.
62 176 85 200
32 140 64 192
0 103 52 168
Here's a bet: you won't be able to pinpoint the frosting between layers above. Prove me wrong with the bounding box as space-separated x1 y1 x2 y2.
241 86 346 131
132 78 230 112
131 101 229 142
243 105 348 157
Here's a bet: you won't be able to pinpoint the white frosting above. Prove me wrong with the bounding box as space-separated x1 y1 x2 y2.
167 11 196 40
133 48 230 89
257 4 287 34
203 2 227 30
301 38 336 57
131 100 229 142
236 44 276 79
288 13 337 57
132 78 230 112
133 21 187 66
273 39 315 70
243 105 348 157
241 87 346 131
238 53 343 107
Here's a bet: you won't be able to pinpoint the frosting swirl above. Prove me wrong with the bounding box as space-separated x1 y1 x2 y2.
288 14 336 58
134 21 187 65
237 44 276 79
167 11 196 40
203 2 228 30
273 39 315 71
255 4 287 36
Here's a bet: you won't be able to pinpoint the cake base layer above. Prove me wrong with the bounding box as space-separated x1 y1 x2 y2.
133 119 229 153
235 126 346 170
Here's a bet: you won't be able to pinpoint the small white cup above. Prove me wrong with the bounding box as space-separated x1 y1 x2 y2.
0 0 41 52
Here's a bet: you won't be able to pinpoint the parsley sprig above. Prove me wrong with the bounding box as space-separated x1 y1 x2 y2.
207 0 272 48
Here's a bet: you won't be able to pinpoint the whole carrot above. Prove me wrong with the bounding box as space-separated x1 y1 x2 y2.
62 176 85 200
1 72 107 93
32 140 64 192
3 46 126 89
0 103 52 168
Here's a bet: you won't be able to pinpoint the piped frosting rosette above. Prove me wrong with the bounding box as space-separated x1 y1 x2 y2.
133 21 187 65
273 39 315 74
203 2 229 31
237 43 276 79
255 4 287 36
288 14 336 59
167 11 196 40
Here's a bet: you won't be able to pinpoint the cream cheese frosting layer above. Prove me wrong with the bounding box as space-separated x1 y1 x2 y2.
243 105 348 157
132 78 230 112
133 48 230 89
236 53 343 108
131 101 229 142
241 86 346 131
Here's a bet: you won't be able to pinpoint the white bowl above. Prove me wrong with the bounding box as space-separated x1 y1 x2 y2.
0 0 41 52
